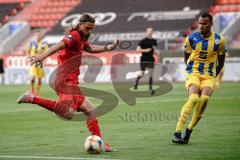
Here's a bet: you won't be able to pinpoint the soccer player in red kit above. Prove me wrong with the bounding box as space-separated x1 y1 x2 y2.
17 13 118 152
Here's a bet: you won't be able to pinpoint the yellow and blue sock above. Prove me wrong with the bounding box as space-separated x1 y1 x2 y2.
188 95 209 130
175 93 199 132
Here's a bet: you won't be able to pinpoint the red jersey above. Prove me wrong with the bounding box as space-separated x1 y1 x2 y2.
57 31 89 84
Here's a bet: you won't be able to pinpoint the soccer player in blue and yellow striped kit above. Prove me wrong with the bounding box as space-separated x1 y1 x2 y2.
27 31 48 96
172 13 227 144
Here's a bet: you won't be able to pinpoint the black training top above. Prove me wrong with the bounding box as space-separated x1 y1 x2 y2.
138 37 157 62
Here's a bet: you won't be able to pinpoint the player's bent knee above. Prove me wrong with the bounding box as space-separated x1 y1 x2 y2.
86 109 98 119
54 102 75 120
189 94 200 104
63 108 75 120
60 108 74 120
200 95 209 105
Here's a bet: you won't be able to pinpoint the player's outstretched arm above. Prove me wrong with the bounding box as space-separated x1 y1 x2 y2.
85 40 119 53
29 41 65 66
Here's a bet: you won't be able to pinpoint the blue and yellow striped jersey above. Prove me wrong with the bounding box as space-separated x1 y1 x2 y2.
28 41 48 57
184 31 227 77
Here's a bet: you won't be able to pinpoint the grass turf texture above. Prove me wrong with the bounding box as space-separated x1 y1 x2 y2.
0 82 239 160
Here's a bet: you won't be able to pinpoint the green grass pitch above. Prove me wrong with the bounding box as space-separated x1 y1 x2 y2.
0 82 240 160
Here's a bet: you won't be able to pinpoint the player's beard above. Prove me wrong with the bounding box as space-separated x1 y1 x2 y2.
199 27 206 34
199 28 210 37
80 31 90 40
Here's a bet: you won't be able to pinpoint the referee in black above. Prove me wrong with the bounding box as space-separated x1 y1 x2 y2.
134 27 159 95
0 54 4 85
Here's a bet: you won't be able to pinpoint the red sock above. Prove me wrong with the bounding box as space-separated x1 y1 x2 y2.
32 97 57 112
86 118 102 138
33 97 75 120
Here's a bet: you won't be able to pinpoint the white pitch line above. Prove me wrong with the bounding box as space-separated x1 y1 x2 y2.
0 96 238 114
0 155 122 160
117 96 238 105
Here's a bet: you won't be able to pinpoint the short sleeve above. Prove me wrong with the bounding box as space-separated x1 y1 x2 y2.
62 31 79 48
154 39 157 47
218 36 228 55
138 39 143 48
184 36 191 54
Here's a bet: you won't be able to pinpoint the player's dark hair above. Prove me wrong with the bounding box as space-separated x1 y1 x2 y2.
79 13 95 24
200 12 213 22
65 13 95 34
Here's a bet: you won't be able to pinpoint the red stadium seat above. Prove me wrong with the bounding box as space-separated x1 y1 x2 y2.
13 0 80 28
219 0 240 4
0 0 30 3
211 0 240 13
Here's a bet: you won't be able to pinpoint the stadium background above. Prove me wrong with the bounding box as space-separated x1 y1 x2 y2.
0 0 240 160
0 0 240 84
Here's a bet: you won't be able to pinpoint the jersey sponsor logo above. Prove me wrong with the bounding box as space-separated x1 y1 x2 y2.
199 51 207 59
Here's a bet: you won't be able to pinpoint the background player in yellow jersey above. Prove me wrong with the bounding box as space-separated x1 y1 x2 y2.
172 13 227 144
27 31 48 96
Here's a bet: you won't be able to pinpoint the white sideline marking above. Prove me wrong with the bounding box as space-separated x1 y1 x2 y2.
0 155 121 160
118 96 238 104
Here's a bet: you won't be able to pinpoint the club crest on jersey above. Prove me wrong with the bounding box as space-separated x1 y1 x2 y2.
65 35 73 40
214 39 220 44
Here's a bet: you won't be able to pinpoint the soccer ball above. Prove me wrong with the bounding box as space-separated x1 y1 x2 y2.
84 135 103 154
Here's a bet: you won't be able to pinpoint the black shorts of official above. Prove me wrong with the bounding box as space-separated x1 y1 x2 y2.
0 60 4 73
140 61 154 71
0 66 4 74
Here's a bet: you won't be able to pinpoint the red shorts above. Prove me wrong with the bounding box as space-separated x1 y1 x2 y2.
59 93 85 111
56 80 85 111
